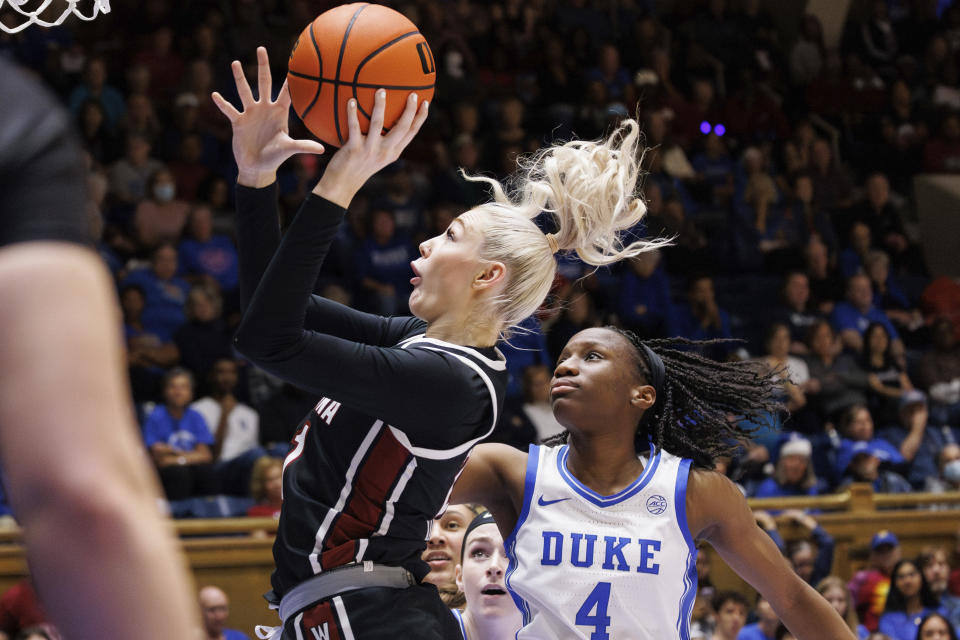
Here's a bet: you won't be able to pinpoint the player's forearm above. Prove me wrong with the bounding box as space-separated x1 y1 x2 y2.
0 244 200 639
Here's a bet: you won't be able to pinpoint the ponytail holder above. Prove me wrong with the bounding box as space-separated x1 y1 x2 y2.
545 232 559 254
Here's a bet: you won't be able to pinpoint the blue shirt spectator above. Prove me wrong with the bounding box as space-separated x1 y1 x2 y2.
142 404 213 452
500 316 551 400
670 275 733 360
121 244 190 341
178 205 238 292
618 250 673 338
354 209 414 316
831 274 901 354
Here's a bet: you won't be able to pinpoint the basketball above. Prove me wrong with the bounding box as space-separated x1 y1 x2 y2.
287 3 435 147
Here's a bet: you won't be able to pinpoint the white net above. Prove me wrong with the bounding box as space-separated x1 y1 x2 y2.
0 0 110 34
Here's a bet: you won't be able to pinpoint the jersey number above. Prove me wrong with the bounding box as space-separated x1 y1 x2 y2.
575 582 612 640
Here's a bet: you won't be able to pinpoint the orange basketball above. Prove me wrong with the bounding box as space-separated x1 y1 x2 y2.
287 3 435 147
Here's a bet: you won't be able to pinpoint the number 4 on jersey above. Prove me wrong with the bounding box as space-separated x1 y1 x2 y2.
575 582 612 640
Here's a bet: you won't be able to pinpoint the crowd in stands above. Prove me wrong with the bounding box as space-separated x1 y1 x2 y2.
2 0 960 635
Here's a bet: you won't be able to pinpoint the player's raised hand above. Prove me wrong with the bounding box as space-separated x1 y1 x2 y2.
313 88 429 208
212 46 326 188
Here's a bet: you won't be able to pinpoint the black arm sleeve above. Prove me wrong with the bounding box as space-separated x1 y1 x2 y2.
0 60 91 248
235 184 423 345
234 194 486 447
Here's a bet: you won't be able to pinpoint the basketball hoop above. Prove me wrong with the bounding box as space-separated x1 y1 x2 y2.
0 0 110 34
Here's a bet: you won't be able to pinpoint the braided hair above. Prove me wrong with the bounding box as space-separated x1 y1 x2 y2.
542 328 783 469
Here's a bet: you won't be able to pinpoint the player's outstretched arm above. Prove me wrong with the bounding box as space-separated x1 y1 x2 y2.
0 243 200 640
450 444 527 536
686 470 855 640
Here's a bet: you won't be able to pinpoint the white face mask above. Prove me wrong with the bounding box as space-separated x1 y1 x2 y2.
154 183 175 202
944 459 960 485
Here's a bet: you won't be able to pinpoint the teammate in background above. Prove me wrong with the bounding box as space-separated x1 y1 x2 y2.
0 59 199 639
213 47 661 639
423 504 485 608
450 512 522 640
451 327 855 639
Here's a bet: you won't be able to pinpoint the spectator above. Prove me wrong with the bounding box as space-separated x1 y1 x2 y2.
850 174 914 274
121 283 179 404
548 285 602 363
831 273 903 356
198 585 249 640
879 559 943 640
817 576 870 640
172 284 233 386
804 320 869 421
850 531 903 632
142 368 218 501
862 322 914 425
924 444 960 494
879 390 960 489
119 93 161 143
246 457 282 519
177 205 239 294
839 221 874 279
916 317 960 427
864 250 922 335
691 131 736 208
762 324 812 420
670 274 733 359
132 167 191 251
789 172 839 254
121 243 190 342
836 404 908 475
76 98 120 166
168 132 211 202
771 271 822 354
618 249 673 339
712 591 750 640
67 57 125 128
915 613 957 640
753 434 820 499
354 208 414 316
918 547 960 630
809 138 854 212
790 14 826 88
191 358 264 496
107 133 163 208
836 440 912 493
737 596 779 640
492 364 555 448
422 504 485 609
783 513 835 588
924 113 960 174
804 237 843 314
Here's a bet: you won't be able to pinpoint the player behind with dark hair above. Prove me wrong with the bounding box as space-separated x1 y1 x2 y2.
452 328 855 639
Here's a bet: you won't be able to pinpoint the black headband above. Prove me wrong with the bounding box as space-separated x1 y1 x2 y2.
460 511 496 564
638 342 665 422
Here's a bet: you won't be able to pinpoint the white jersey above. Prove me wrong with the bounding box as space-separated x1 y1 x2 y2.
504 443 698 640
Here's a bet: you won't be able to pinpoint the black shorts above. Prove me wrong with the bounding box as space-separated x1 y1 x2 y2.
279 583 460 640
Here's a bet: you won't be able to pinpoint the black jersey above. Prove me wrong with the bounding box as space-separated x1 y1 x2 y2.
234 186 507 598
0 59 90 248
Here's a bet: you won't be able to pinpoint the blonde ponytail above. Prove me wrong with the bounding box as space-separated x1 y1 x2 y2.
462 119 668 332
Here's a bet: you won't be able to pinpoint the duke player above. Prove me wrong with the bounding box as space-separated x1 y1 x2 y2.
453 327 855 639
0 59 200 639
213 48 661 639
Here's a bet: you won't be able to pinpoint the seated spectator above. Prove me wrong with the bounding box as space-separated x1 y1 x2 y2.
121 243 189 342
547 285 602 364
861 322 913 425
191 358 264 496
107 132 163 208
246 457 282 519
916 317 960 427
354 208 414 316
850 531 902 632
924 444 960 494
804 320 869 421
617 249 673 339
784 516 835 588
836 441 911 494
143 368 218 501
789 172 839 255
879 390 960 489
690 131 735 208
178 205 239 294
831 274 903 356
737 596 779 640
198 585 250 640
804 237 843 314
132 167 190 252
77 98 121 165
711 591 749 640
753 434 821 499
879 559 944 640
491 364 554 448
669 274 733 360
770 271 822 355
500 316 552 400
839 403 906 462
864 250 923 335
918 547 960 630
121 283 180 404
809 138 854 212
849 173 915 274
68 57 125 128
817 576 870 640
173 284 233 389
915 613 958 640
168 132 211 202
839 221 873 279
762 324 813 422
